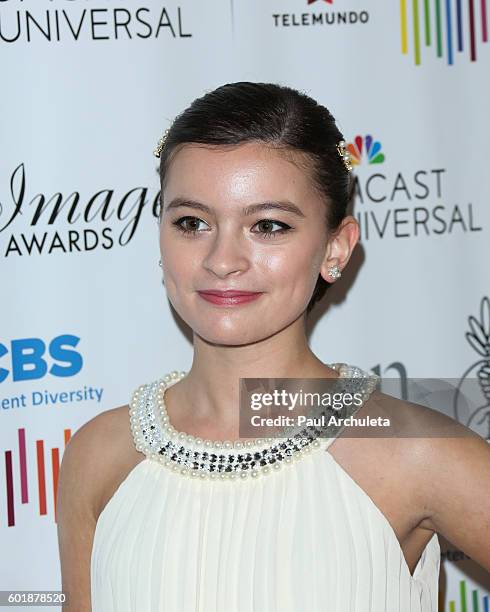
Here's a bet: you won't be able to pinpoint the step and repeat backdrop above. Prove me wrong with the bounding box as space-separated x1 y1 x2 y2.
1 0 489 610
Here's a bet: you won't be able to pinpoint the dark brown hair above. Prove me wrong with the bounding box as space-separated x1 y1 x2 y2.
157 81 351 314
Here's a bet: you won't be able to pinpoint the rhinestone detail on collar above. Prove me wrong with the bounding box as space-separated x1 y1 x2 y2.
129 363 379 481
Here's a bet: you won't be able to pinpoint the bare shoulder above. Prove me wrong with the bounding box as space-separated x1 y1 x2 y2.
331 389 483 518
363 388 471 435
59 404 143 520
327 389 448 517
359 388 484 472
56 404 143 611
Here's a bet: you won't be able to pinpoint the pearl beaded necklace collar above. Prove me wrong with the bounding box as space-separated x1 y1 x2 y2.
129 363 379 481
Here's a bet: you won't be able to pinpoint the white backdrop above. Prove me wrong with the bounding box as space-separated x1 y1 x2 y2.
1 0 489 610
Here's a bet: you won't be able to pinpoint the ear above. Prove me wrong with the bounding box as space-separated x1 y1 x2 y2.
319 216 360 282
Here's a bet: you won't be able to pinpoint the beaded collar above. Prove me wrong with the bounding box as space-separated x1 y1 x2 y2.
129 363 379 481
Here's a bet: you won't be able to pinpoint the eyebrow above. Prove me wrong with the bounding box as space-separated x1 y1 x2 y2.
165 197 306 218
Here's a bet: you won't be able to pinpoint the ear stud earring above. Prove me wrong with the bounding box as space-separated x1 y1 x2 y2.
327 265 341 280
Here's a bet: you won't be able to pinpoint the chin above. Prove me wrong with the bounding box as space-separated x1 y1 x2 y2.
193 323 267 347
193 314 302 348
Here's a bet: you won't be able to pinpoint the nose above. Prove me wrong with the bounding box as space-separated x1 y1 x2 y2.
202 229 250 279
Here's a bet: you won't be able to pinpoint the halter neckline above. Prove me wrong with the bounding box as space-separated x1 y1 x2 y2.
129 362 380 481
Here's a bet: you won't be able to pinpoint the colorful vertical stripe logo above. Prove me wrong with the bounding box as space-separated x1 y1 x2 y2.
444 579 489 611
4 427 71 526
400 0 489 64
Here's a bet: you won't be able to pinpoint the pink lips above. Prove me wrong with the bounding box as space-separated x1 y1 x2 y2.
197 290 264 306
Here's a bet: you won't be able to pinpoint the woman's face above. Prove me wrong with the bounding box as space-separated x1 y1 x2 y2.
159 142 335 346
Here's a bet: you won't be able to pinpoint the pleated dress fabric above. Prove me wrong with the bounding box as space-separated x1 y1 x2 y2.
91 368 441 612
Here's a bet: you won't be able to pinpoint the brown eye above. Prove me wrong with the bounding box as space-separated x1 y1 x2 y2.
252 219 292 239
172 216 208 235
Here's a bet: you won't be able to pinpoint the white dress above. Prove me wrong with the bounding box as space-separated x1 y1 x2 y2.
90 363 440 611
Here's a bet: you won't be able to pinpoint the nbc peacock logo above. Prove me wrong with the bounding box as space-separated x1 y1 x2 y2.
347 135 385 166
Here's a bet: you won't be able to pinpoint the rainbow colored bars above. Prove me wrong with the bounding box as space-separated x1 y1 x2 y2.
400 0 488 64
442 580 490 611
4 427 71 526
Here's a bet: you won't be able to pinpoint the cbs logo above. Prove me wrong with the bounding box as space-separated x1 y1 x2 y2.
0 335 83 383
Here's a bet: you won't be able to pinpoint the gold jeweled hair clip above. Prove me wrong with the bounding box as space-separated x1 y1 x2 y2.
336 140 353 172
153 128 170 158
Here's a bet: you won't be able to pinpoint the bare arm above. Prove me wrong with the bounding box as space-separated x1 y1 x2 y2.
417 421 490 572
57 421 97 610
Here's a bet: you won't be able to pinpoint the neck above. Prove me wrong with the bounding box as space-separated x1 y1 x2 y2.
163 317 340 441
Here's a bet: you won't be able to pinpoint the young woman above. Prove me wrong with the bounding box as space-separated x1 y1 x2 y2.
57 82 490 611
